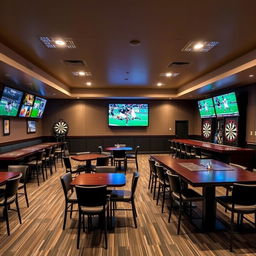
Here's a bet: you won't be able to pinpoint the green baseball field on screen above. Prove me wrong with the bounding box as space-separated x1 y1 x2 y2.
0 100 19 116
197 98 216 118
213 92 239 117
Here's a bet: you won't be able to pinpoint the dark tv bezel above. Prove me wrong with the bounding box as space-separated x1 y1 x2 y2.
108 103 149 127
18 93 35 118
0 86 24 117
27 120 36 133
197 98 216 119
213 92 239 118
30 96 47 119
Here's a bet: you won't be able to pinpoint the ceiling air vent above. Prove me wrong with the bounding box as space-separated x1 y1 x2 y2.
63 60 86 67
168 62 190 68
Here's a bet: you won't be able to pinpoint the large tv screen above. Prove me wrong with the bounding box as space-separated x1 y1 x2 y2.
108 104 149 126
0 86 23 116
30 96 47 118
197 98 216 118
213 92 239 117
19 93 35 117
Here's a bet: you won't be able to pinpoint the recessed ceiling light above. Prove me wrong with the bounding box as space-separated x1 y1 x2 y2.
182 41 219 52
86 82 92 86
160 72 179 77
39 36 76 48
166 72 173 77
157 82 163 87
249 74 254 78
72 71 91 77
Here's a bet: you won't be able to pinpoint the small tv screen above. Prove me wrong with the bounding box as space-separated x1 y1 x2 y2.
30 96 47 118
19 93 35 117
213 92 239 117
0 86 23 116
27 120 36 133
197 98 216 118
108 104 149 126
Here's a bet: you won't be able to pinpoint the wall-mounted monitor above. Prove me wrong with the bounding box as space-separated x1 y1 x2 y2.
197 98 216 118
0 86 23 116
213 92 239 117
108 104 149 126
19 93 35 117
30 96 47 118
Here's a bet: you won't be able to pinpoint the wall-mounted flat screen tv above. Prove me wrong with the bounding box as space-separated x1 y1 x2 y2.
0 86 23 116
19 93 35 117
213 92 239 117
197 98 216 118
30 96 47 118
108 104 149 126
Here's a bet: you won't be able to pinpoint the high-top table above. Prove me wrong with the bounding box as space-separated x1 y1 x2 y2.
171 139 255 170
151 155 256 231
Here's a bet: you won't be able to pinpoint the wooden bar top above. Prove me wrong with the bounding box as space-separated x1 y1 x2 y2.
0 142 61 161
0 172 21 185
71 173 126 187
151 156 256 187
171 139 254 153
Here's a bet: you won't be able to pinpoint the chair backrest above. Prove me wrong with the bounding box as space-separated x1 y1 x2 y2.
63 156 72 172
8 165 29 181
134 146 140 156
4 174 21 200
45 147 52 157
75 185 107 207
95 166 117 173
96 156 109 166
166 171 181 194
155 165 166 183
232 183 256 206
131 172 139 198
98 146 103 154
175 142 181 151
60 173 73 199
37 150 45 161
113 150 126 158
148 158 156 175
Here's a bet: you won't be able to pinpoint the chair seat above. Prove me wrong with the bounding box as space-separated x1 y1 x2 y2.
0 195 16 205
216 196 256 212
28 160 42 165
111 190 132 201
126 154 135 158
80 204 107 214
173 189 203 201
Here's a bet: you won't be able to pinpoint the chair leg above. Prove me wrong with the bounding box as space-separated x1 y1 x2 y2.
63 203 68 230
161 186 166 213
24 184 29 207
148 171 152 190
168 197 173 223
104 212 108 249
230 211 235 252
153 177 157 199
77 212 81 249
131 200 137 228
15 197 22 224
177 201 182 235
156 182 161 205
4 205 10 236
36 166 40 186
70 203 73 218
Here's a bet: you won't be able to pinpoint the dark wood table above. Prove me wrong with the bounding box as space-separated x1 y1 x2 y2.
171 139 255 170
0 142 61 161
151 155 256 231
0 172 21 185
71 173 126 187
71 153 107 167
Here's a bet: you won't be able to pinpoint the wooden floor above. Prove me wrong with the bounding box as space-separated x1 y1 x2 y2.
0 154 255 256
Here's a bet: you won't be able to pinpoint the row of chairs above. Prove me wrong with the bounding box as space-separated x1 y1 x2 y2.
148 158 256 252
60 171 140 249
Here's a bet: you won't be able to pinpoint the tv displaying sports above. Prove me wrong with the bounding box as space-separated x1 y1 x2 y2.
30 96 47 118
197 98 216 118
0 86 23 116
213 92 239 117
108 104 149 126
19 93 35 117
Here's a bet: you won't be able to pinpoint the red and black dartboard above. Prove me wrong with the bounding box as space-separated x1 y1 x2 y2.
202 120 212 140
225 120 238 142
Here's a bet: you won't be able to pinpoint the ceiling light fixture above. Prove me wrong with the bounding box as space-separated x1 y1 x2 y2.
157 82 163 87
249 74 254 78
78 71 86 76
55 39 66 46
193 42 204 50
86 82 92 86
39 36 76 48
182 40 219 52
72 71 91 77
166 72 173 77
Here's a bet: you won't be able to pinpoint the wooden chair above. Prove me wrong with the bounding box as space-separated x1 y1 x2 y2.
216 183 256 251
63 156 82 175
60 173 78 230
166 171 203 234
75 185 109 249
113 150 127 172
148 158 158 199
126 146 140 171
8 165 30 207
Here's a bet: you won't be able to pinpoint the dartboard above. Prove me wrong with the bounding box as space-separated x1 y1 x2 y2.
225 120 238 142
202 121 211 139
53 120 68 136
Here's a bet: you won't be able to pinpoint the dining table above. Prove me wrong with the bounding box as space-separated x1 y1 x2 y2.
0 172 21 185
151 155 256 231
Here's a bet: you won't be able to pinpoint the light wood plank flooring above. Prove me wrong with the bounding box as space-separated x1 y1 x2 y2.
0 154 255 256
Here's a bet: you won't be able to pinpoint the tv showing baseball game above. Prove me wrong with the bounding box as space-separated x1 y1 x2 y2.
30 96 47 118
197 98 216 118
108 104 149 126
0 86 23 116
213 92 239 117
19 93 35 117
